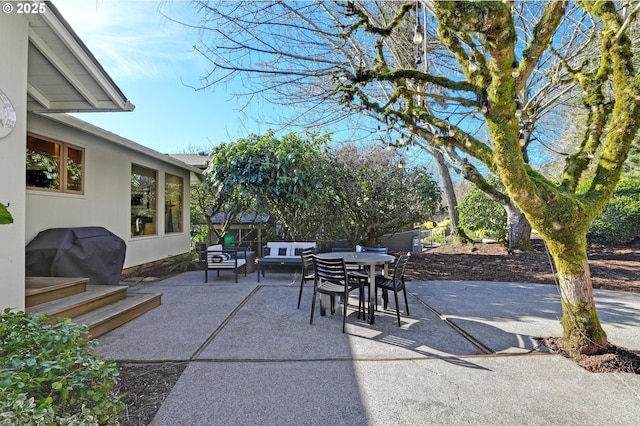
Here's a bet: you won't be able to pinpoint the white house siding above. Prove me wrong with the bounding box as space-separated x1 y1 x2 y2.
26 113 192 268
0 13 28 311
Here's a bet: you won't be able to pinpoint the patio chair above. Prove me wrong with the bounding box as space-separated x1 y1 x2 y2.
360 246 389 276
375 253 410 326
205 245 247 283
297 246 316 309
310 255 366 333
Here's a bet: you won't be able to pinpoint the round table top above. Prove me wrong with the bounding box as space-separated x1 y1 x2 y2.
316 251 395 265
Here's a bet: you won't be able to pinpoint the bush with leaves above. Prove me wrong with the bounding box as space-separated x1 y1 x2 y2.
587 178 640 246
421 218 452 245
0 203 12 225
168 251 200 273
324 144 441 246
208 130 330 241
457 177 508 244
0 309 124 425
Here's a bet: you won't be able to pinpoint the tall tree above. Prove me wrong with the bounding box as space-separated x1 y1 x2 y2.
208 131 330 241
190 179 253 246
622 138 640 178
324 144 440 246
177 1 640 357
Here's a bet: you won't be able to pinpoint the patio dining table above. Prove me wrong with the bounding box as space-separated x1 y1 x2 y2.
315 251 395 324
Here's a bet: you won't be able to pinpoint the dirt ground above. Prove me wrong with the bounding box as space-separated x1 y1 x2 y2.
405 238 640 292
114 239 640 425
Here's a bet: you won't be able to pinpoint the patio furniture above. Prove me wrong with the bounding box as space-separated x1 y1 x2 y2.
238 250 257 274
315 252 395 324
375 253 410 326
257 241 316 282
205 245 248 283
310 255 366 333
360 246 388 253
297 246 316 309
359 247 388 276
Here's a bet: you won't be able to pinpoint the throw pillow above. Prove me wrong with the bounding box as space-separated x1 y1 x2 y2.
209 253 231 263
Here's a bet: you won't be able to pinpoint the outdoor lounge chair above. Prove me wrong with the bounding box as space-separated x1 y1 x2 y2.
205 245 248 283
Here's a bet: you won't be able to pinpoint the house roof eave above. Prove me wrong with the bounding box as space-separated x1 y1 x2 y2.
37 112 203 176
26 1 134 113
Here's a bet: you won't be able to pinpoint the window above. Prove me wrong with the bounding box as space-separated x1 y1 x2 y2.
26 134 84 193
165 174 183 233
131 165 157 236
66 146 83 192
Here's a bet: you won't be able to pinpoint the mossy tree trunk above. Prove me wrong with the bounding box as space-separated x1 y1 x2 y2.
504 202 531 252
545 235 607 354
433 148 470 244
354 1 638 355
431 1 639 356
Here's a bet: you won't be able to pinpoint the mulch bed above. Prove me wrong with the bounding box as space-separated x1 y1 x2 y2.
405 238 640 292
114 363 186 426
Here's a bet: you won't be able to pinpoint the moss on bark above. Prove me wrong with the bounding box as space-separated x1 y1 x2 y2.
546 236 608 356
560 302 608 356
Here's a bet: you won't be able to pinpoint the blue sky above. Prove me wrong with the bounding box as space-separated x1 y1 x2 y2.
52 0 433 171
54 0 271 154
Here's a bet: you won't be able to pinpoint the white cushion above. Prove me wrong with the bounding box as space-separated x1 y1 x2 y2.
266 242 292 257
208 259 246 269
265 242 315 257
290 242 316 257
207 244 224 251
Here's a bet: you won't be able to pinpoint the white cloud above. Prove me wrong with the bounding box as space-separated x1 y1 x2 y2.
53 0 199 80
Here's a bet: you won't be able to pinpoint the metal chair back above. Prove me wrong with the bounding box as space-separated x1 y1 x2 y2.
361 247 388 254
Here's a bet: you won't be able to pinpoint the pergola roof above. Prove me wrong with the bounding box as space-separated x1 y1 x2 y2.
25 2 134 113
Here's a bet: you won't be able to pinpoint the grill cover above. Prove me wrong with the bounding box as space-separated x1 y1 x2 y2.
25 227 126 285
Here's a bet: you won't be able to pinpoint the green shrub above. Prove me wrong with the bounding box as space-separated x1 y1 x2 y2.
168 251 200 273
457 177 508 243
0 309 124 425
421 218 454 245
587 178 640 245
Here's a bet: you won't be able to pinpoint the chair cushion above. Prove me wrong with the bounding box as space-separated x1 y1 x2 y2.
207 259 246 269
375 276 404 290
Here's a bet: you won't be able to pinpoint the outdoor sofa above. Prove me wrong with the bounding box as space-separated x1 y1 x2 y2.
256 241 316 282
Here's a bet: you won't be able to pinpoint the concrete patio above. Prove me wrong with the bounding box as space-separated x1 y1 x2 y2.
95 269 640 425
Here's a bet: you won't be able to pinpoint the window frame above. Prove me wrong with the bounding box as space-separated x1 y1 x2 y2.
131 163 158 237
26 133 85 195
164 173 184 234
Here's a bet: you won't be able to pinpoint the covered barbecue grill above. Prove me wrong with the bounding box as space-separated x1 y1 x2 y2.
25 227 126 285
